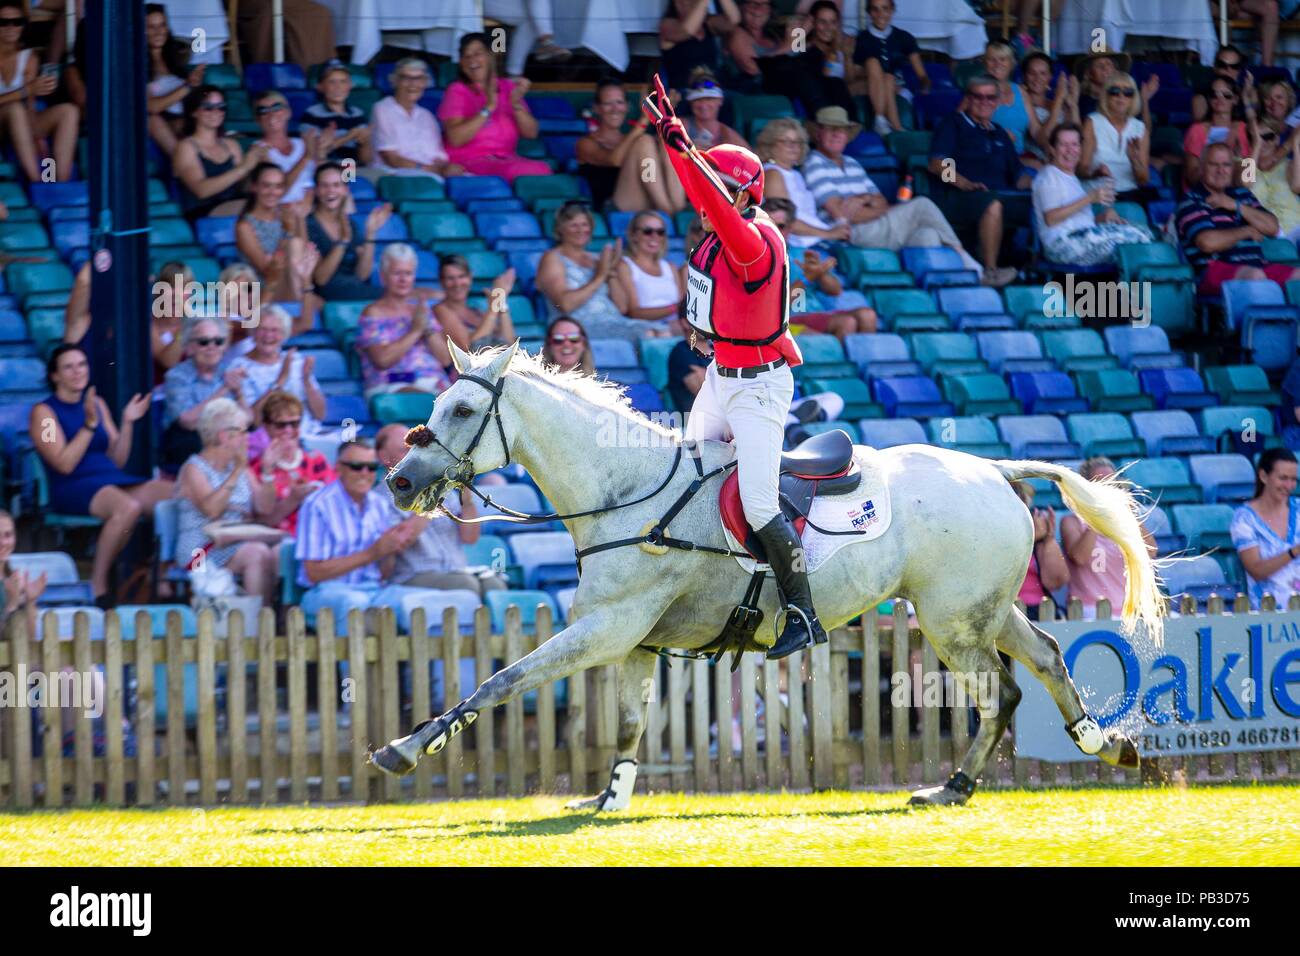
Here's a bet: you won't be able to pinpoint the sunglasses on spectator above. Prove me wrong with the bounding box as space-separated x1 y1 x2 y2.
1211 89 1237 100
194 337 226 347
0 17 26 27
1215 58 1242 69
550 333 584 344
396 72 428 82
199 102 227 112
969 92 998 101
637 226 666 236
256 103 287 115
224 424 256 434
340 460 381 472
1106 87 1136 97
267 418 302 430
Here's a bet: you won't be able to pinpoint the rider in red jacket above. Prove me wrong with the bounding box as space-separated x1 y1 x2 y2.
646 79 826 659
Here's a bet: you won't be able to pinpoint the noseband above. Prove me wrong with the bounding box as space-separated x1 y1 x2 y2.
409 372 510 488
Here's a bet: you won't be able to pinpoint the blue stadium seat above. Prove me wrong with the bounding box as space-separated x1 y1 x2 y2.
900 247 978 288
29 181 88 213
1007 371 1088 414
1130 410 1216 456
446 176 513 205
975 331 1054 373
243 62 307 92
997 416 1081 459
925 416 1010 457
1138 367 1217 410
871 376 952 418
303 349 349 381
0 357 46 393
1188 454 1256 503
607 209 673 238
396 589 481 635
625 382 666 413
638 337 682 392
508 531 577 590
474 211 543 242
464 198 528 215
1065 412 1146 458
1199 405 1276 452
1161 555 1231 610
348 213 408 242
909 332 985 376
843 333 921 378
588 337 638 370
1142 505 1186 557
478 483 554 536
1041 329 1118 372
484 589 558 632
937 287 1015 332
858 417 927 449
1103 325 1181 370
1125 457 1203 505
323 394 372 429
1171 503 1236 552
1221 279 1299 370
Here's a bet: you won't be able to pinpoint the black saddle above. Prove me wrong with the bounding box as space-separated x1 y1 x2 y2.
778 430 862 520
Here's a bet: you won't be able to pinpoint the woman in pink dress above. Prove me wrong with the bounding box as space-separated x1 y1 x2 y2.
437 32 552 183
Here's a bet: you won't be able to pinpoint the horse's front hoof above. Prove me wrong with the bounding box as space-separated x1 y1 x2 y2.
908 784 968 807
1116 736 1140 769
565 792 610 812
367 743 418 777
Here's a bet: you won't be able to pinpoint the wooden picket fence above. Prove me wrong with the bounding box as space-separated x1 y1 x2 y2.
1 595 1298 808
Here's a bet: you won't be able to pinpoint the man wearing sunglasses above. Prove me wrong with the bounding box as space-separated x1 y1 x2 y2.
646 77 827 661
162 318 249 474
927 75 1033 287
294 439 430 625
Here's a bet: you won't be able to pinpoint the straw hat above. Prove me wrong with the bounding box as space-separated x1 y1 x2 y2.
805 105 862 141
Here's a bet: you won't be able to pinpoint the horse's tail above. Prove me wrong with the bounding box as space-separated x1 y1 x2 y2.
995 460 1164 644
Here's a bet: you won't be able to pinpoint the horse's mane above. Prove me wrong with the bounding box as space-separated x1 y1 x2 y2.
470 344 678 441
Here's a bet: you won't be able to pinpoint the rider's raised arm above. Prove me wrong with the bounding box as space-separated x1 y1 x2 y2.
665 145 768 272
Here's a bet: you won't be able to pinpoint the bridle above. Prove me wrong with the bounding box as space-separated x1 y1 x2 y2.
412 371 512 489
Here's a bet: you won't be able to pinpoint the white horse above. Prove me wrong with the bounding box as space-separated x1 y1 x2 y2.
369 341 1163 807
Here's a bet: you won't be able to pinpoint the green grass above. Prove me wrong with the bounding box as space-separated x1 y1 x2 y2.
3 785 1298 866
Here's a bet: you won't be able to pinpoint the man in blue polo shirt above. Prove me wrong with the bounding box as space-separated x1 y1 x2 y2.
927 74 1031 287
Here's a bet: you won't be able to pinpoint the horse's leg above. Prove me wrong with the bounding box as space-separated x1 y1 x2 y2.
565 647 658 812
995 608 1139 768
369 606 653 776
908 641 1021 807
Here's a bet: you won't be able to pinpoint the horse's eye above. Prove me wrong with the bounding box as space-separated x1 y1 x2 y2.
453 405 474 418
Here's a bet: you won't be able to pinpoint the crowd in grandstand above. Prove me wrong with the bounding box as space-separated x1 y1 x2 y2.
8 0 1300 673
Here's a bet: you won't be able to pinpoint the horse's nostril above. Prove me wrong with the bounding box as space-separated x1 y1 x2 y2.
394 476 411 491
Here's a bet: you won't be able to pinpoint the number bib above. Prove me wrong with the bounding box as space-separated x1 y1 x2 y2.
683 263 716 337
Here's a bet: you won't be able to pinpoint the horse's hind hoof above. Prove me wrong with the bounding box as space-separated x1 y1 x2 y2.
908 785 969 807
367 743 417 777
1116 737 1140 769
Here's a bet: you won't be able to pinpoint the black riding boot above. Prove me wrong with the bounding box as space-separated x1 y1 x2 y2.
755 514 828 660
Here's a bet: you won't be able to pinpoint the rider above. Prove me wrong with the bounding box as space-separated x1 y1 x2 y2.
645 77 827 660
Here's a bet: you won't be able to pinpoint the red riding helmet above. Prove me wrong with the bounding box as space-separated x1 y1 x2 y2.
702 144 765 206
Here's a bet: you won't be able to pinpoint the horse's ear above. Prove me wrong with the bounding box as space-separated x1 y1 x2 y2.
481 340 519 383
447 337 473 375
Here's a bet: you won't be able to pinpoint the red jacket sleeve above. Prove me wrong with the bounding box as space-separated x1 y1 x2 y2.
666 144 771 281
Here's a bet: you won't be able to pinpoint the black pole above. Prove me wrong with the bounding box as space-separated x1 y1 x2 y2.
84 0 151 474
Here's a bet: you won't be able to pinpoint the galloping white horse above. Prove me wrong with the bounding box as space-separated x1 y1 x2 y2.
370 341 1164 807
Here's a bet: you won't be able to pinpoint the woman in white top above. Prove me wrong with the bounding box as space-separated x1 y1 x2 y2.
145 3 204 155
755 118 850 249
1033 123 1151 267
1080 71 1151 203
0 2 80 184
615 211 685 323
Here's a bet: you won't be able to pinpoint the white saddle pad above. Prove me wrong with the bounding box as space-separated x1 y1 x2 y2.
722 445 892 574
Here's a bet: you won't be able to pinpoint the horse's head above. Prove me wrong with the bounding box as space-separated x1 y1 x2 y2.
386 339 519 513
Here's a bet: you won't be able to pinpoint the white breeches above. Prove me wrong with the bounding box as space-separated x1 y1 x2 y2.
684 362 795 529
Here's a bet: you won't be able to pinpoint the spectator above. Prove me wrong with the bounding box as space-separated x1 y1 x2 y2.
248 390 335 536
235 162 311 304
1217 5 1281 67
576 79 649 211
175 85 266 223
29 345 174 606
374 423 508 597
1033 123 1152 267
789 0 857 121
500 0 573 71
237 0 337 70
541 316 595 374
1192 43 1253 123
1074 49 1132 120
229 304 328 436
0 3 79 183
1011 480 1069 621
294 439 428 623
144 3 204 155
614 212 686 326
433 254 518 350
162 317 249 474
723 0 799 95
1021 51 1078 163
1184 76 1255 187
803 105 984 275
307 161 390 302
1175 141 1300 295
371 59 464 179
0 508 44 637
659 0 742 94
765 197 877 338
682 69 748 150
1079 71 1154 204
300 60 374 169
927 75 1032 287
983 40 1040 161
357 243 453 400
852 0 928 137
604 83 690 214
175 398 281 605
1232 447 1300 608
253 90 316 206
1250 87 1300 242
1262 78 1298 142
438 32 551 184
219 262 269 355
151 260 192 380
1010 0 1056 54
538 201 669 340
755 117 850 249
1061 457 1155 619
